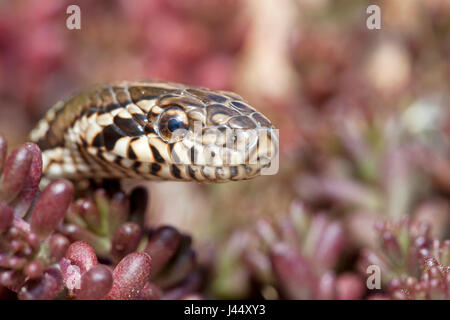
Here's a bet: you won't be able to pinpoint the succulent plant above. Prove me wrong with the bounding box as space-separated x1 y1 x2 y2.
359 219 449 300
59 228 201 300
60 187 201 299
0 135 73 299
212 200 365 300
0 135 201 299
1 1 449 301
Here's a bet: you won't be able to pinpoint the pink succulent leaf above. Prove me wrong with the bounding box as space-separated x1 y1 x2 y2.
13 143 42 218
105 252 152 300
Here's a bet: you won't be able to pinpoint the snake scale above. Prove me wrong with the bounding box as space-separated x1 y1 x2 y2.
30 80 278 184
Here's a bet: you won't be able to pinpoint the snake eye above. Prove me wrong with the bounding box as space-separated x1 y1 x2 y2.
158 107 189 142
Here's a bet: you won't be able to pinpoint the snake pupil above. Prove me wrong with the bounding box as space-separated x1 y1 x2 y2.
168 118 182 132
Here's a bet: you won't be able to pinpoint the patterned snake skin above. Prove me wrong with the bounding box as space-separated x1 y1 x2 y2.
30 80 278 183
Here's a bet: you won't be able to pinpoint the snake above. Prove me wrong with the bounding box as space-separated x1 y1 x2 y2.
29 80 278 184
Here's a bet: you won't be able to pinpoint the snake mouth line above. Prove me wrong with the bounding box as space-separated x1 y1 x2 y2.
171 124 279 169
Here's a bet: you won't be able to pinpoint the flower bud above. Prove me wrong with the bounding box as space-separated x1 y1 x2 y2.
60 258 81 291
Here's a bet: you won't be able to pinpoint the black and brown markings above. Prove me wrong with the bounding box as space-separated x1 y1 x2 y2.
35 84 140 151
35 82 259 152
171 164 182 179
31 81 275 182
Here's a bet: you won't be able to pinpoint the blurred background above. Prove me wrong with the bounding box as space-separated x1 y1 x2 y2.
0 0 449 299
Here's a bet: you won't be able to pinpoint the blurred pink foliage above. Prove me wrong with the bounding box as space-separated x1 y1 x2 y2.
0 0 247 143
0 0 66 114
0 0 449 300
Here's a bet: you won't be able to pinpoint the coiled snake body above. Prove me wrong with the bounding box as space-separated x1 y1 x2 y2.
30 81 278 184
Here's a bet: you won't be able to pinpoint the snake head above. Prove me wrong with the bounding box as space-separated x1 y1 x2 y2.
142 86 279 182
32 81 278 183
